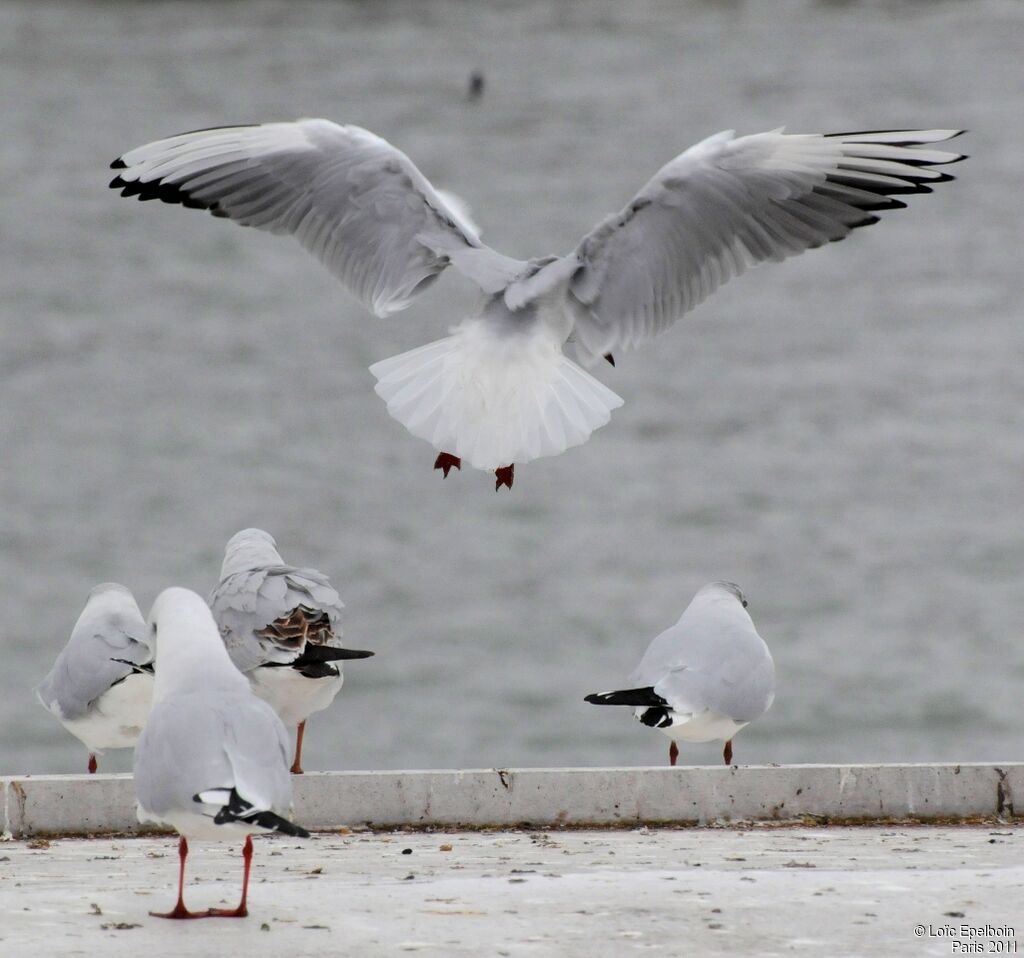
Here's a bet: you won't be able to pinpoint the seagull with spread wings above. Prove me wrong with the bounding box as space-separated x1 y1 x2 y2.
111 121 964 489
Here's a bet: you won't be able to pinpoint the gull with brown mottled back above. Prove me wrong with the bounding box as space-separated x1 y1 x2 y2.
209 528 374 774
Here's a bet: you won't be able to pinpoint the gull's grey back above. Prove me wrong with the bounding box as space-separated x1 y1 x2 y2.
134 686 293 820
36 583 150 720
631 582 775 723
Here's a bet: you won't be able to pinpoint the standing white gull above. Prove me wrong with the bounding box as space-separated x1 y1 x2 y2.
110 121 965 489
209 528 374 774
134 587 309 919
585 582 775 766
36 583 153 773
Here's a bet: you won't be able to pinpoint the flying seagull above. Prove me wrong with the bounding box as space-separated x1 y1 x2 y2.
110 121 965 489
585 582 775 766
134 587 309 919
209 528 374 774
36 583 154 773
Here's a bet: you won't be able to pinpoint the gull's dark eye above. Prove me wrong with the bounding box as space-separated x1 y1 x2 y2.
742 599 748 608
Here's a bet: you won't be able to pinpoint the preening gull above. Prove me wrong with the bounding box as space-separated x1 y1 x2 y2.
585 582 775 766
110 121 965 489
36 583 153 773
209 528 374 774
134 587 309 919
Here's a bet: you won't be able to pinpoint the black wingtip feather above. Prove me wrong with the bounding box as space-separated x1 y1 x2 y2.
302 646 375 662
585 686 668 708
195 787 311 838
823 129 966 145
244 810 311 838
850 214 881 230
110 157 127 169
638 706 674 729
824 173 937 197
109 172 219 214
296 661 340 679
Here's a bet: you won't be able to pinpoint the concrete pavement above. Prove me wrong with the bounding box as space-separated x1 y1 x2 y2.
1 825 1020 957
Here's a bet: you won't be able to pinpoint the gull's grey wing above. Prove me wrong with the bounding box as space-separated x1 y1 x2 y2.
110 119 524 315
135 689 292 821
36 585 150 721
210 564 344 673
644 644 775 725
567 128 966 362
631 603 775 724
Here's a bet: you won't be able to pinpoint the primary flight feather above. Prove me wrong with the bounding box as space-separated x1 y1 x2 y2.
110 121 965 488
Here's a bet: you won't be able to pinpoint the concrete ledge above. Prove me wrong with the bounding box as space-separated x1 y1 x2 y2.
2 763 1020 837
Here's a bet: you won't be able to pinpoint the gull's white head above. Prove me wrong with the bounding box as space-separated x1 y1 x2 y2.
148 587 247 700
697 581 749 609
219 527 285 578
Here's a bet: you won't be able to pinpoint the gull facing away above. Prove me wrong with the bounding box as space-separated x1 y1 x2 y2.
134 587 310 919
36 583 153 774
585 582 775 766
110 121 965 489
209 528 374 774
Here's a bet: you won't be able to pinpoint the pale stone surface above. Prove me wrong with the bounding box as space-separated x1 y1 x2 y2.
3 764 1021 838
0 826 1021 957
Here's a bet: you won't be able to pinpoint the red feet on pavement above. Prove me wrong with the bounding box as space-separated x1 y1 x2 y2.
495 465 514 490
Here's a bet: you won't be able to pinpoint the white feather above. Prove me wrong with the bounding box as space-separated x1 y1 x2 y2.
371 316 623 470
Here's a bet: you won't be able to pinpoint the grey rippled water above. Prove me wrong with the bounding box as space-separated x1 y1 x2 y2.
2 0 1022 776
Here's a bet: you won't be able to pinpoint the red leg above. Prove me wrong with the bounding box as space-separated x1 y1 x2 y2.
205 836 253 918
434 452 461 478
290 721 306 775
495 464 514 490
87 753 97 774
723 740 733 766
150 837 209 919
669 741 678 767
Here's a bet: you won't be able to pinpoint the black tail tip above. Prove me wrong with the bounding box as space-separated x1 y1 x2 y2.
336 648 375 660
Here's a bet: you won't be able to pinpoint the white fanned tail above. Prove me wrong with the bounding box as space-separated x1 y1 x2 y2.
370 319 624 470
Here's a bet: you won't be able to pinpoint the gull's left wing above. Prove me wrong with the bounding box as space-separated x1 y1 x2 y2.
566 128 965 362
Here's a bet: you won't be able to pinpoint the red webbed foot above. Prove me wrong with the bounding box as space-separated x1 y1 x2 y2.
202 906 249 919
434 452 461 478
494 465 514 490
149 903 211 920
